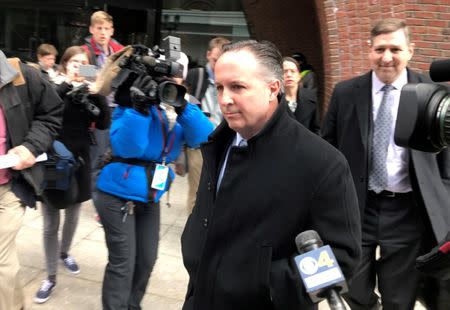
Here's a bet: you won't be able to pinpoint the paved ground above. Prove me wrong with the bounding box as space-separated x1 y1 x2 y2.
16 175 426 310
19 175 190 310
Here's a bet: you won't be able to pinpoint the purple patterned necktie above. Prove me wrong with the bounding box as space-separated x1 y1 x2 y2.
369 84 394 193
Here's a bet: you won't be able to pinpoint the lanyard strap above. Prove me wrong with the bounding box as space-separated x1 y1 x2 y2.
156 108 176 162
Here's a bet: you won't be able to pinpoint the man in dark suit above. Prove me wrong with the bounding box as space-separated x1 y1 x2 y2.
322 18 450 310
182 40 361 310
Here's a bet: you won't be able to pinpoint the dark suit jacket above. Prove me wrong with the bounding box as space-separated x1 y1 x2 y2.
321 69 450 242
281 88 320 134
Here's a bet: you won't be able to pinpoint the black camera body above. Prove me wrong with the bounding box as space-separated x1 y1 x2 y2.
395 59 450 152
66 84 101 117
112 36 186 108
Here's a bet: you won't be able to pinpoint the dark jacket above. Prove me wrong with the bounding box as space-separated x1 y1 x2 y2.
321 69 450 242
51 82 110 203
0 51 63 206
181 100 362 310
281 87 320 134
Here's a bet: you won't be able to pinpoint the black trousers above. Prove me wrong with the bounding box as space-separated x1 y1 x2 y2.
345 191 426 310
94 190 160 310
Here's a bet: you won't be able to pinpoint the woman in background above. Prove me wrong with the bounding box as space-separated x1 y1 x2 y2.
34 46 110 304
281 56 320 134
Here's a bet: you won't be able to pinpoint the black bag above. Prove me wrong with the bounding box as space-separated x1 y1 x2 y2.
42 140 79 209
43 140 76 190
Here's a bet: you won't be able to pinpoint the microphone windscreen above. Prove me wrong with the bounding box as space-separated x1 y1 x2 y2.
141 56 157 67
430 59 450 82
295 230 322 253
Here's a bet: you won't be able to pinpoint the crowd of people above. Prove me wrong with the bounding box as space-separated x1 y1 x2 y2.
0 10 448 310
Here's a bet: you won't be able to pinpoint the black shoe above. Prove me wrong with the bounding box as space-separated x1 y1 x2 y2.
34 279 56 304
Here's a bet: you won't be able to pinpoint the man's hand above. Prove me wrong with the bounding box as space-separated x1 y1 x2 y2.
130 75 157 115
8 145 36 170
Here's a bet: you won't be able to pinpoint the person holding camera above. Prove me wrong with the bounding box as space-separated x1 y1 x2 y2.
322 18 450 310
93 63 214 309
34 46 111 304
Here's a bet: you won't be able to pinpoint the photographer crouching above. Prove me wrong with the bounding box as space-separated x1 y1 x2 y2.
93 41 214 309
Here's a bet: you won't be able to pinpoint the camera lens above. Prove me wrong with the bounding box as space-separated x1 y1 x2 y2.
160 83 178 103
435 95 450 148
395 83 450 152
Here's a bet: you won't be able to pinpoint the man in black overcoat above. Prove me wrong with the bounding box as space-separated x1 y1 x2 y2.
181 40 362 310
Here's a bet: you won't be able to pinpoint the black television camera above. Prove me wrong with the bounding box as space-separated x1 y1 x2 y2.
112 36 186 108
394 59 450 281
395 59 450 152
66 84 101 117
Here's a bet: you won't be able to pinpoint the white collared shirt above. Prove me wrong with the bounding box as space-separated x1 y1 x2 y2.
371 70 411 193
217 133 247 192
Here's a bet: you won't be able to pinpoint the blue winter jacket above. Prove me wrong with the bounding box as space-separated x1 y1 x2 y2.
97 103 214 203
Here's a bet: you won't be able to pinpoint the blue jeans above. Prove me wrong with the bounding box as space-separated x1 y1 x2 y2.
94 190 160 310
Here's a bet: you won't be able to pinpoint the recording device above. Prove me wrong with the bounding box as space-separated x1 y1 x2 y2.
394 59 450 280
294 230 347 310
79 64 97 78
394 59 450 152
66 84 100 116
112 36 186 108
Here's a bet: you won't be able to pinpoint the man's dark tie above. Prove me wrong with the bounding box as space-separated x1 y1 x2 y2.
369 84 394 193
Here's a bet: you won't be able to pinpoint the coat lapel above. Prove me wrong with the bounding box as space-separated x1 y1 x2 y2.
355 72 373 151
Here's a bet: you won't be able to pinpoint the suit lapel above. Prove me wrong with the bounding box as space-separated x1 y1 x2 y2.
355 72 373 150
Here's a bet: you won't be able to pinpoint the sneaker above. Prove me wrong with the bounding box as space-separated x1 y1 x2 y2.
34 279 55 304
62 255 80 274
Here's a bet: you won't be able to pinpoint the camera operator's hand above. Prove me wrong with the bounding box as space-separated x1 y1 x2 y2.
130 75 156 115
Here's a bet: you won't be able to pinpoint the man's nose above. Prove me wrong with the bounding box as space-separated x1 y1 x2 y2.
219 89 233 105
382 50 393 62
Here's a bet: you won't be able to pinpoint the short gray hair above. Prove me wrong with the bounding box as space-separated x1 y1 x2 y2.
222 40 284 91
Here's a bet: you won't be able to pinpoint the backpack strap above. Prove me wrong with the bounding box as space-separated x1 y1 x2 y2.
6 58 26 86
86 43 98 66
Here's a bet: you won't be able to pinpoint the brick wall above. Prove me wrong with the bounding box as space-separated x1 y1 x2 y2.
317 0 450 115
243 0 450 118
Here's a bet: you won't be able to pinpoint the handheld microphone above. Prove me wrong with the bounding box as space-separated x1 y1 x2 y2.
294 230 348 310
430 59 450 82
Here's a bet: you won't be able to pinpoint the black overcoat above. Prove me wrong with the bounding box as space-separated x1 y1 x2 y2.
181 101 362 310
281 87 320 134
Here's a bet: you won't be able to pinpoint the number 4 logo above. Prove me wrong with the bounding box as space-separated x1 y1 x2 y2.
317 250 335 268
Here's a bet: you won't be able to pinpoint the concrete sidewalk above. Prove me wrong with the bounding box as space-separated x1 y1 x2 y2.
18 175 190 310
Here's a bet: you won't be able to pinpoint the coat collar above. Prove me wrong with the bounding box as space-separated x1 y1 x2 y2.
355 68 421 150
202 100 289 183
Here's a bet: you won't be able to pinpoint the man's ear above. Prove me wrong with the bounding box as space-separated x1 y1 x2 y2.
89 25 94 35
268 80 281 101
408 42 415 60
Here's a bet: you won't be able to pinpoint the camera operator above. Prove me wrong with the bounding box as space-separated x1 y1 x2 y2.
34 46 111 303
93 54 214 308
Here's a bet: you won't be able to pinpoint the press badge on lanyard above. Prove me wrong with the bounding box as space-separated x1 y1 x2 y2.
151 109 175 191
151 164 169 190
